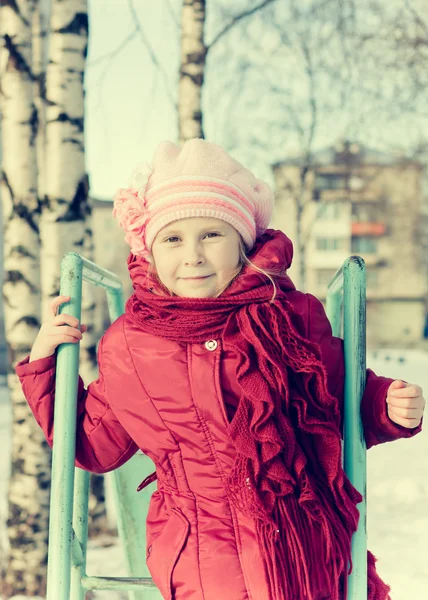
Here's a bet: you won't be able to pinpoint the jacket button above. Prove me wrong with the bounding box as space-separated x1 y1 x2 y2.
205 340 218 351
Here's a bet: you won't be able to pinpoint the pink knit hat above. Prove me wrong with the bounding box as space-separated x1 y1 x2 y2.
113 139 274 260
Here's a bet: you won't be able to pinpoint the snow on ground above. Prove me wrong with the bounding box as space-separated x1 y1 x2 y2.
1 349 427 599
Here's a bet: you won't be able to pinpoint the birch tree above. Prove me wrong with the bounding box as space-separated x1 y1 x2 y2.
40 0 107 535
0 0 50 595
179 0 206 142
178 0 279 143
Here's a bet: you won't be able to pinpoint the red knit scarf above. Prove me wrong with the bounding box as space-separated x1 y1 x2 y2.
126 249 391 600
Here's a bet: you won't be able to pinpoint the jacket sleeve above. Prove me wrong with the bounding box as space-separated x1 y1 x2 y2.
306 293 423 449
15 336 139 473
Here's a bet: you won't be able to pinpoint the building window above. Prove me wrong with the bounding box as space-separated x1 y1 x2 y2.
316 238 345 251
314 173 347 191
318 203 343 220
351 237 377 253
316 269 338 286
366 269 378 288
352 204 379 222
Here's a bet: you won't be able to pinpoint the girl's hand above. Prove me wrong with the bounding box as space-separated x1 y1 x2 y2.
386 380 425 429
29 296 87 363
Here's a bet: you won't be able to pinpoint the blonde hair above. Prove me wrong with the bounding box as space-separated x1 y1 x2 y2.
213 239 279 302
148 236 279 302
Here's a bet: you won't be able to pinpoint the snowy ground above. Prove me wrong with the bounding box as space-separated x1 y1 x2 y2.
1 348 427 600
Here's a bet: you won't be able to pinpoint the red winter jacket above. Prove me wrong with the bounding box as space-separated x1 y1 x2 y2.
16 233 422 600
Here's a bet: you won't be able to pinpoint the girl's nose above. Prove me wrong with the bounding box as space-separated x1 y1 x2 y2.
184 243 205 266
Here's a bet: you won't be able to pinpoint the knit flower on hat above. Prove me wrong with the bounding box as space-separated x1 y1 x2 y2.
128 162 154 200
113 162 153 258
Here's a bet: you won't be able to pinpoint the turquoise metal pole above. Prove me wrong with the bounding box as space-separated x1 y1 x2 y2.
46 253 84 600
343 257 367 600
48 252 160 599
70 468 90 600
326 256 367 600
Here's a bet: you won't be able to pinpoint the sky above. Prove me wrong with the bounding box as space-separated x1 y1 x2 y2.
85 1 181 199
84 0 428 200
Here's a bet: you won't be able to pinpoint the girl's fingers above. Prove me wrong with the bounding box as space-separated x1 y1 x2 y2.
387 394 424 408
48 325 83 340
50 295 71 317
389 385 422 397
52 313 81 329
387 405 423 417
388 413 421 428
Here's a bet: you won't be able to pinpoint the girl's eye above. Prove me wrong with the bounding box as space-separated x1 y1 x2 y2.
204 232 220 239
165 236 180 243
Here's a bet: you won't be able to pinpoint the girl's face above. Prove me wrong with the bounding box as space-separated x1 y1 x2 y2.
152 217 242 298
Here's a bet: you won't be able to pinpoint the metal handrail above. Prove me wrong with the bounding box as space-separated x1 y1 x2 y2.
326 255 367 600
47 251 367 599
47 252 160 600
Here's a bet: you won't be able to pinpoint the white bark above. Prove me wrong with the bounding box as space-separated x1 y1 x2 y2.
0 0 50 596
42 0 97 383
42 0 107 535
179 0 206 143
32 0 51 202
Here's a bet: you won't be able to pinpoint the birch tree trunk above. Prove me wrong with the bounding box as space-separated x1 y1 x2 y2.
179 0 206 142
32 0 51 205
0 0 51 595
41 0 107 536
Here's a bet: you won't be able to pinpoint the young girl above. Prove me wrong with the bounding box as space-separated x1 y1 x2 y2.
16 139 425 600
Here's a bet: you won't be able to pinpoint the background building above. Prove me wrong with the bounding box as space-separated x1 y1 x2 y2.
272 141 428 349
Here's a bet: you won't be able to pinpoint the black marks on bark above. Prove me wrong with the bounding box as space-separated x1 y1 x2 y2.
54 112 84 133
4 270 39 294
10 244 37 260
17 315 40 329
3 33 33 79
180 69 205 87
56 12 88 37
57 175 89 222
74 236 85 247
13 202 40 234
28 103 38 146
1 171 41 233
63 138 84 151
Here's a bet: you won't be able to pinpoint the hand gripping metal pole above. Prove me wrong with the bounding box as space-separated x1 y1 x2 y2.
46 252 161 600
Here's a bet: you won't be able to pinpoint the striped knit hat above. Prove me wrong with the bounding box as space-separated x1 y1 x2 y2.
113 139 274 260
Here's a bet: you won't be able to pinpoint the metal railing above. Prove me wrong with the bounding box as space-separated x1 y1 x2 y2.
47 252 161 600
326 255 367 600
47 251 367 599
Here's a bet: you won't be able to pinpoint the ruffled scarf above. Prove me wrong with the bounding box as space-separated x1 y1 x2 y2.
126 230 391 600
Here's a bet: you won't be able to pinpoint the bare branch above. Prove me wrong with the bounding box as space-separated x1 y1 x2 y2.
165 0 180 29
299 36 317 157
207 0 279 51
128 0 178 110
87 29 138 68
404 0 428 41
